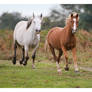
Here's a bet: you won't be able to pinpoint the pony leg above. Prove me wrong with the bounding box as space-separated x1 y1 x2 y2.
62 47 69 71
49 46 61 75
23 46 29 66
32 51 36 69
20 47 25 64
49 46 57 61
57 50 63 63
12 41 17 64
72 47 79 72
32 43 39 69
56 50 63 75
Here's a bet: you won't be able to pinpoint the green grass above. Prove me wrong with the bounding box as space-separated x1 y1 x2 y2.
0 30 92 88
0 60 92 88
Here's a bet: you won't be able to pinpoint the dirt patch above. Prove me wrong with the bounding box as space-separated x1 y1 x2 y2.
80 66 92 72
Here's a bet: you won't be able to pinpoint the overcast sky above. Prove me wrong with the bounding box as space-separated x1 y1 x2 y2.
0 4 58 17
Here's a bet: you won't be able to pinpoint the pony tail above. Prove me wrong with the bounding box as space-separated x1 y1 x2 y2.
44 39 49 52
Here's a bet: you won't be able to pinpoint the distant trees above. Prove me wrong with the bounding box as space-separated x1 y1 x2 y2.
49 4 92 31
0 12 27 30
0 5 92 31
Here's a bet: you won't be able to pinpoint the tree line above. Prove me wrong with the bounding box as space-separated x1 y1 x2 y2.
43 4 92 31
0 4 92 31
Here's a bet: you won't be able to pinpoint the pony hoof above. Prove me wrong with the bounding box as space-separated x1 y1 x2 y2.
23 62 27 66
12 57 16 65
32 65 35 69
19 61 23 64
57 69 62 75
64 67 69 71
32 67 35 69
32 66 35 69
75 70 79 73
23 63 27 66
12 61 16 65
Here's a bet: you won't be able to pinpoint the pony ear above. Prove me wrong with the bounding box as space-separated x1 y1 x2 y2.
33 13 35 18
26 19 32 29
76 13 79 18
70 13 73 18
40 13 43 19
76 13 79 20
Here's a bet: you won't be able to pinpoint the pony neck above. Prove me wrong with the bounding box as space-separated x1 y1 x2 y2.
28 22 36 35
64 23 74 38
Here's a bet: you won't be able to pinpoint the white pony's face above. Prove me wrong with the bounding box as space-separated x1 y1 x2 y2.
32 14 43 33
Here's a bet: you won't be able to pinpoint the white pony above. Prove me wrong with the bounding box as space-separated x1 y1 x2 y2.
12 13 43 68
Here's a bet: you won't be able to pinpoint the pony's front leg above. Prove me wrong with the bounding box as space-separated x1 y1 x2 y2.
72 47 79 72
62 47 69 71
20 47 25 64
32 43 39 69
12 41 17 65
23 46 29 66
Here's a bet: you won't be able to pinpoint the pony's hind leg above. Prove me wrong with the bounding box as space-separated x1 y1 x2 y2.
62 47 69 71
57 49 63 63
56 50 63 75
23 46 29 66
20 47 25 64
32 51 36 69
12 41 17 64
49 45 61 75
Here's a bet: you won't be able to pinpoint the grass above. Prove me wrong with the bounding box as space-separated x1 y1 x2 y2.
0 29 92 88
0 57 92 88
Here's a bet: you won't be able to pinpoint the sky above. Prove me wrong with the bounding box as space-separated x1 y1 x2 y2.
0 4 58 17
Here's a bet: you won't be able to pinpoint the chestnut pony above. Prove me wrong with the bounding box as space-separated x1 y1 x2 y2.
45 13 79 75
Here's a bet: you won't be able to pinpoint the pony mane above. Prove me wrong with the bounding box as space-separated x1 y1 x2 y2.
65 12 79 25
26 19 33 29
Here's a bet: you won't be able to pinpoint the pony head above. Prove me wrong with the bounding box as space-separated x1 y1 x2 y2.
32 13 43 33
66 12 79 34
70 13 79 33
27 13 43 33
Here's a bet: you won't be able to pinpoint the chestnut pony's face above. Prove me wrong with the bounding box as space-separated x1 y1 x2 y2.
70 13 79 33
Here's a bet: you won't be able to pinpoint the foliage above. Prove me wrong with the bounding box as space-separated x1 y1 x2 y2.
0 29 92 87
0 12 27 30
0 58 92 88
49 4 92 31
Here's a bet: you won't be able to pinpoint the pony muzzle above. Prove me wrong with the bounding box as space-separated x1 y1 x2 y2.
36 29 41 32
36 30 41 34
72 29 77 34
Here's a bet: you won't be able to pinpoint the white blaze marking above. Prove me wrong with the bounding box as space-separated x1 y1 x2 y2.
73 18 77 31
37 34 40 41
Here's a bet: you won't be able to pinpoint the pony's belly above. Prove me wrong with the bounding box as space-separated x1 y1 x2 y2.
49 41 61 50
15 37 24 46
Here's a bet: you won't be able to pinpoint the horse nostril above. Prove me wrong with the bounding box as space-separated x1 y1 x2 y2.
36 30 41 32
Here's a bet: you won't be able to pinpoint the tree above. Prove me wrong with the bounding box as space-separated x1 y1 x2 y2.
0 12 27 30
49 4 92 31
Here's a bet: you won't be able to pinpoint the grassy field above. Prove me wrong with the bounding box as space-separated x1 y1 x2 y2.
0 29 92 88
0 59 92 88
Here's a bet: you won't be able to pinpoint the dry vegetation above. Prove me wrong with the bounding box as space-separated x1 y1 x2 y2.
0 29 92 60
0 29 92 88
